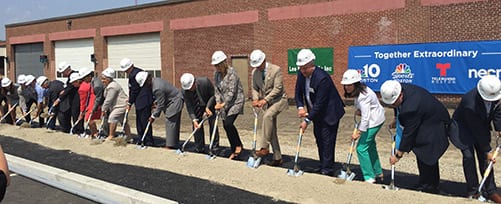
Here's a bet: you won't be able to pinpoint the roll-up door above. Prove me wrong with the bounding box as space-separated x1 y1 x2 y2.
54 38 94 82
14 43 44 80
107 33 161 95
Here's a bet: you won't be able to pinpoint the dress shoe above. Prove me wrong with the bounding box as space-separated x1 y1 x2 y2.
229 146 243 160
489 193 501 203
255 148 269 157
267 159 283 167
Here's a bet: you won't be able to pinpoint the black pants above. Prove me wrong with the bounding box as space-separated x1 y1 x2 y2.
223 114 241 152
194 114 220 151
462 144 497 196
313 120 339 175
136 107 153 146
416 158 440 193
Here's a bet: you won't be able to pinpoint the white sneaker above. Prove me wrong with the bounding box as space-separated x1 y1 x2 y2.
365 178 376 184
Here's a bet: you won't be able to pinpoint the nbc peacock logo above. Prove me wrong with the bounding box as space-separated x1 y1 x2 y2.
391 63 414 83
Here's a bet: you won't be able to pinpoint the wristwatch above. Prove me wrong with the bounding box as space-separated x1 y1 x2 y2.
396 152 403 159
304 118 311 125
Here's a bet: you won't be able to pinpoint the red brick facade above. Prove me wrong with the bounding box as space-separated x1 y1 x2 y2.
5 0 501 103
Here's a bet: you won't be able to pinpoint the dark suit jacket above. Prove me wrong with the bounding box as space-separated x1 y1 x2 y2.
59 70 79 112
295 67 345 126
128 67 153 110
451 88 501 152
182 77 216 121
397 84 450 165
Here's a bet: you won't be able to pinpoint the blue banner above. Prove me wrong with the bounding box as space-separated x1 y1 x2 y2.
347 40 501 94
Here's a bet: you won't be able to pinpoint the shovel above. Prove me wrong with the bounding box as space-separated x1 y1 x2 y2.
287 128 305 176
70 111 85 135
207 111 220 160
477 136 500 201
136 121 152 149
0 102 18 123
79 111 94 138
16 109 35 128
176 115 208 155
382 127 399 191
336 114 358 182
247 108 262 168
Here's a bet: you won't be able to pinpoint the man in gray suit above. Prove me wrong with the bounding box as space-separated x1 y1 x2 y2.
136 71 184 149
180 73 219 153
250 49 288 166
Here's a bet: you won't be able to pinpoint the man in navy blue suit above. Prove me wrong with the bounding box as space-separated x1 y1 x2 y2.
295 49 345 176
121 58 154 146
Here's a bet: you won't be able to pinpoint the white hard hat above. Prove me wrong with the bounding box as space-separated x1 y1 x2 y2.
36 76 48 87
17 74 26 85
249 49 266 68
1 77 12 88
102 67 115 79
211 51 227 65
477 75 501 101
78 67 94 79
25 75 35 86
296 49 316 66
120 58 133 71
57 61 70 73
380 80 402 105
69 72 81 83
180 73 195 90
135 71 148 87
341 69 362 85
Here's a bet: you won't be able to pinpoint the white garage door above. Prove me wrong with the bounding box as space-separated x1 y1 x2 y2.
107 33 161 95
55 38 94 82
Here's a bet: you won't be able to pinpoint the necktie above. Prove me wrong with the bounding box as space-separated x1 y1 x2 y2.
193 91 202 118
262 70 265 81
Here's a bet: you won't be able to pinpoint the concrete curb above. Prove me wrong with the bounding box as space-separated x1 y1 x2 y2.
6 154 177 204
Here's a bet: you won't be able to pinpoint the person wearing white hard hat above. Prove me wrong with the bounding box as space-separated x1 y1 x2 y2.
54 62 81 133
341 69 385 183
212 50 245 160
120 58 154 146
100 67 130 141
450 75 501 202
37 76 64 130
0 77 20 125
381 80 450 194
136 71 183 149
17 75 38 126
249 49 288 166
180 73 219 153
294 49 345 176
77 67 103 139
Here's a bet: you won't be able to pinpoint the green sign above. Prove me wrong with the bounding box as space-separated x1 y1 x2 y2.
288 47 334 74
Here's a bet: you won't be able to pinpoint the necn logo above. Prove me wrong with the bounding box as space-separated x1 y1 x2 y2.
391 63 414 83
432 62 456 84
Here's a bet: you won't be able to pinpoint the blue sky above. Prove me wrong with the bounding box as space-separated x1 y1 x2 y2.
0 0 165 40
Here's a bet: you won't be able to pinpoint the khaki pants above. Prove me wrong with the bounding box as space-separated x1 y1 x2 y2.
258 98 288 160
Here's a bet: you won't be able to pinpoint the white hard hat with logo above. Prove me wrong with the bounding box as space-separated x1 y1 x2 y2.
211 51 227 65
180 73 195 90
69 73 81 83
102 67 115 79
25 75 35 86
477 75 501 101
17 74 26 85
341 69 362 85
249 49 266 68
135 71 149 87
36 76 48 87
296 49 316 66
120 58 133 71
1 77 12 88
57 61 71 73
380 80 402 105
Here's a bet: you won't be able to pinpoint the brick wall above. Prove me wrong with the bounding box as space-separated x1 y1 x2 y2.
5 0 500 104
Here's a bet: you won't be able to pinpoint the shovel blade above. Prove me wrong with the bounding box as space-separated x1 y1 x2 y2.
175 149 185 155
287 169 304 176
136 145 147 149
246 157 262 168
337 170 356 181
206 154 216 160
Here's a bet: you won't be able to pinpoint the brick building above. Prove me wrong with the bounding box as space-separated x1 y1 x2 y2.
3 0 500 103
